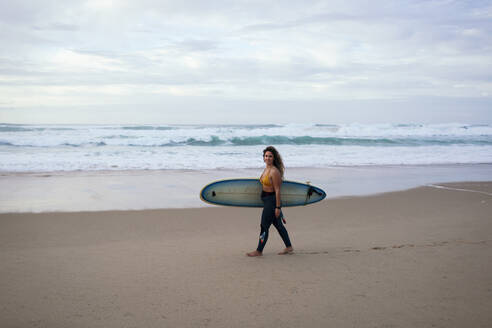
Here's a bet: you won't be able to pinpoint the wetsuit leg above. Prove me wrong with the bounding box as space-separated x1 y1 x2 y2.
256 192 292 252
256 193 275 252
272 211 292 248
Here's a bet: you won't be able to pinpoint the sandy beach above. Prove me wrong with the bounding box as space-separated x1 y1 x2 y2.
1 181 491 327
2 164 492 212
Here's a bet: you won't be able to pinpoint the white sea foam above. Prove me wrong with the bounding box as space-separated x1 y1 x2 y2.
1 123 491 172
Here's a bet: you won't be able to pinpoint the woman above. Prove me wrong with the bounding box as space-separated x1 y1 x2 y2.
247 146 293 257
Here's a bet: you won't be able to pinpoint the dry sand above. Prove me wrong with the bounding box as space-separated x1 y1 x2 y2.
1 182 491 327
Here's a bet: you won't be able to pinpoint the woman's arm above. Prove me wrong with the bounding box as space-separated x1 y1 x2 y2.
271 169 282 218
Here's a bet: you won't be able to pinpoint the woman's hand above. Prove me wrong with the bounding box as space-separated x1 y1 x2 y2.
275 208 280 218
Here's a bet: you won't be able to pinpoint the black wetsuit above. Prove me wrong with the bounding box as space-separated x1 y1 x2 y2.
256 191 292 252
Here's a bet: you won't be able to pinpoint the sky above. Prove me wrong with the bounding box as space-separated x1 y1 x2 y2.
0 0 491 124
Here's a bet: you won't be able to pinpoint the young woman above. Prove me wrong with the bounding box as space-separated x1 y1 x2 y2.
247 146 293 257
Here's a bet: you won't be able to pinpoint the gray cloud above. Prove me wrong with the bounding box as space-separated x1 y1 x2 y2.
173 39 220 52
0 0 491 123
32 23 79 31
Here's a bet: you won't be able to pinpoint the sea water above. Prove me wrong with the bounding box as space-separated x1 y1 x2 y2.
1 122 492 211
1 123 492 172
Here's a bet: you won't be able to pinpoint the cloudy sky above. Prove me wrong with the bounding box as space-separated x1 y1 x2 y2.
0 0 491 124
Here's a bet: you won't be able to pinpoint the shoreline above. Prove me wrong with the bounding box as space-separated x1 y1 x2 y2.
1 182 491 327
0 180 490 215
1 164 492 213
2 162 492 176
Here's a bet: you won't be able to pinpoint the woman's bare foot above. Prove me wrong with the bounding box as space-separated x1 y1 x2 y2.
278 247 294 255
246 250 262 257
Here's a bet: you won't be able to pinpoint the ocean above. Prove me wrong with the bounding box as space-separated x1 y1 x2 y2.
1 123 491 172
2 122 492 212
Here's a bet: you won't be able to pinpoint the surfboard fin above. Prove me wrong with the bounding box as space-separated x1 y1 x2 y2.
307 186 323 197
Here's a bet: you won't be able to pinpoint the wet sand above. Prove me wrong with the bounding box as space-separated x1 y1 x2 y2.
2 164 492 212
1 182 491 327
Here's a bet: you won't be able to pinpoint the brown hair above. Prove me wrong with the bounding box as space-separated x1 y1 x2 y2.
263 146 285 178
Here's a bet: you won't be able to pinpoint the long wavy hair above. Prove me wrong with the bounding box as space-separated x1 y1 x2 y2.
263 146 285 178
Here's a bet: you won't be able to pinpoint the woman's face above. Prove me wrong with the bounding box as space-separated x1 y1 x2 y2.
263 151 274 165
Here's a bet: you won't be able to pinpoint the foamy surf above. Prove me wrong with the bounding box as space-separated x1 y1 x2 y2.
1 123 491 172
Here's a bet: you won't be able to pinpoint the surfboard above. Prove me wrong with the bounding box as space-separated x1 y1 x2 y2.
200 178 326 207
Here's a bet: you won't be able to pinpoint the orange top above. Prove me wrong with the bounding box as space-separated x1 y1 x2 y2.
260 171 272 187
